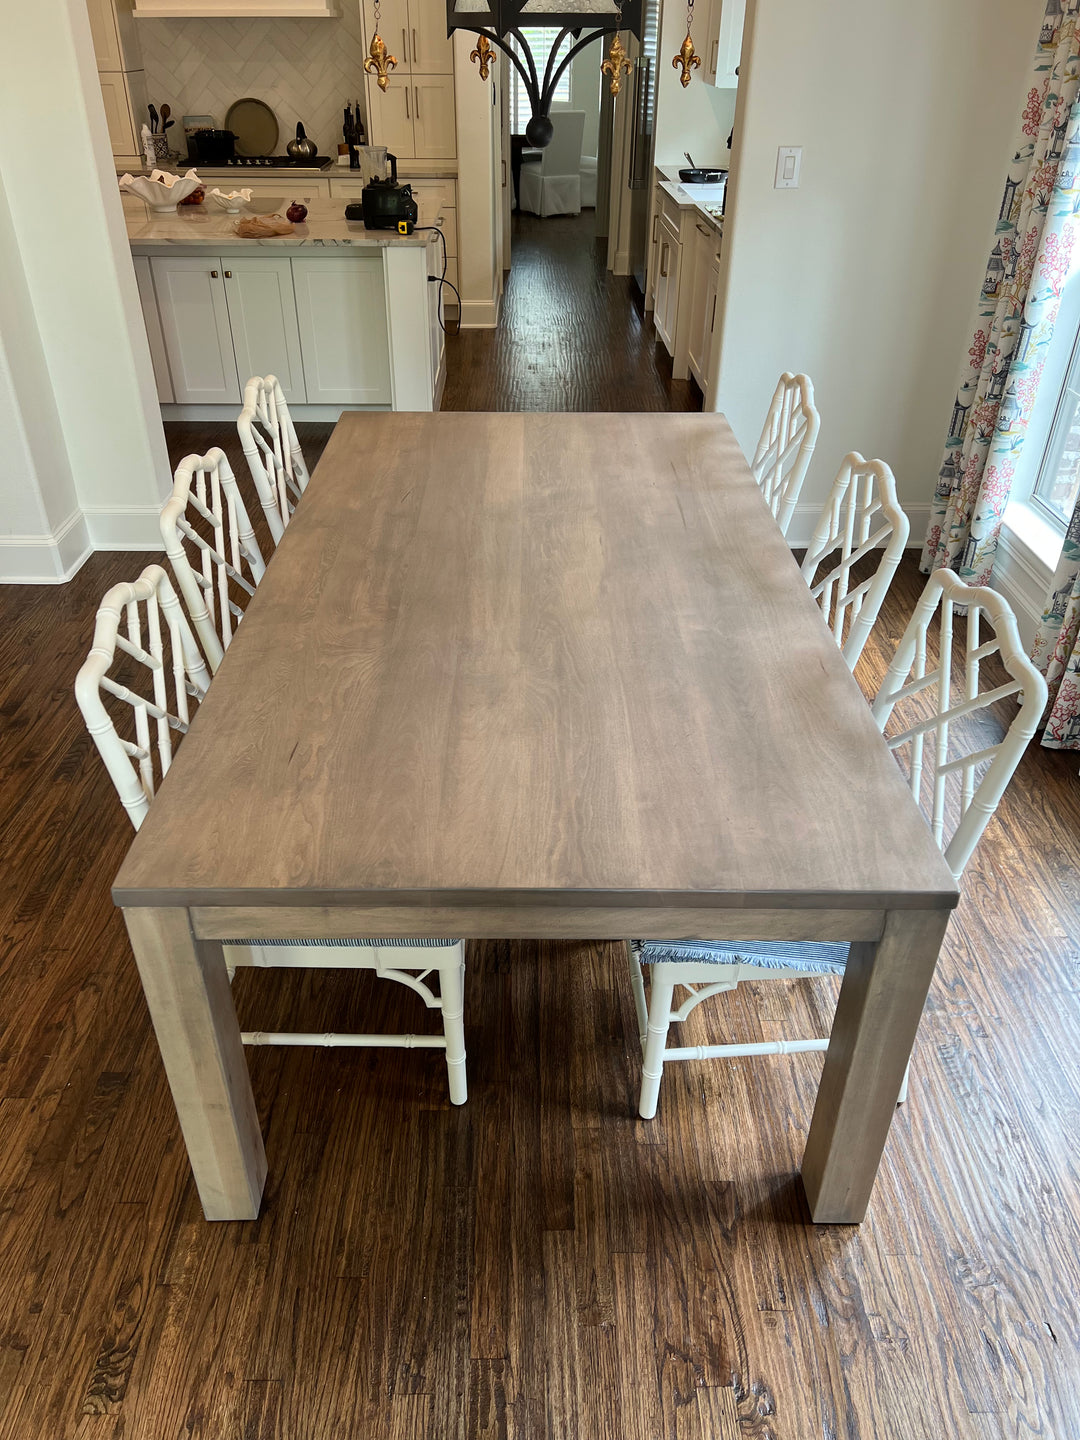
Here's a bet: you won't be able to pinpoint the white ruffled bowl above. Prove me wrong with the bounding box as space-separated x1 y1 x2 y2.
205 187 254 213
119 168 204 212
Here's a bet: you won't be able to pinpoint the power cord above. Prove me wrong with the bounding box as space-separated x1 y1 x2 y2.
414 224 462 335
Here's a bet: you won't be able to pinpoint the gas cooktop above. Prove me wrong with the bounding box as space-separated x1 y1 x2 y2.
223 155 334 170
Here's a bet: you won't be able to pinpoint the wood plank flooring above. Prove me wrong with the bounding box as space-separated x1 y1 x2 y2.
441 212 703 412
2 552 1079 1439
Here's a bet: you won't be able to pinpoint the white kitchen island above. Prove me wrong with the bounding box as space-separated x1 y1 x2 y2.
126 198 446 417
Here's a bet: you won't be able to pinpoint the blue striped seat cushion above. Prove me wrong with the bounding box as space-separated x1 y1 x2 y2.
222 938 462 948
632 938 849 976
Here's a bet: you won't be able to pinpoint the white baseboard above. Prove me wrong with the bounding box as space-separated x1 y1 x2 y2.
160 403 389 422
0 509 92 584
458 298 500 329
995 524 1052 653
82 505 165 551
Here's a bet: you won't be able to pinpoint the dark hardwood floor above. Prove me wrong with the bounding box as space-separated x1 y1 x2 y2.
441 211 703 412
2 550 1079 1439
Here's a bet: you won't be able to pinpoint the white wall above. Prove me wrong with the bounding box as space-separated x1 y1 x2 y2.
655 0 737 169
710 0 1046 542
1 0 168 581
454 32 503 328
551 39 603 160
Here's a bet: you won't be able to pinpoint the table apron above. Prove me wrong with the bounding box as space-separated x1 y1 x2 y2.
189 904 889 944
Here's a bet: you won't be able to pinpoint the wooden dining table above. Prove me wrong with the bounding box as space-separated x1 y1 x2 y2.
113 411 958 1224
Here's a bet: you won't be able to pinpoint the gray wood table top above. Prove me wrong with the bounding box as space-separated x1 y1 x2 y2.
113 412 957 914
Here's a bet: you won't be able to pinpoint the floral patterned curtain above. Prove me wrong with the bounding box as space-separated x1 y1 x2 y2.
922 4 1080 584
1032 499 1080 748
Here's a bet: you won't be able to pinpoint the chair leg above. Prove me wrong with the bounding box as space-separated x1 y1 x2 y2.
627 944 649 1052
638 971 675 1120
896 1059 911 1106
441 957 468 1105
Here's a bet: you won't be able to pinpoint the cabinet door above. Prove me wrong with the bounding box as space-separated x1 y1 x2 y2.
687 222 714 386
368 78 416 158
654 220 680 354
98 73 137 158
412 77 456 161
292 257 392 405
222 258 306 404
87 0 123 70
701 254 721 403
151 257 241 405
132 254 174 403
408 0 453 74
372 0 412 71
711 0 745 87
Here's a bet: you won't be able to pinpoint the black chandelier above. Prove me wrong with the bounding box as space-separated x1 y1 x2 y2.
445 0 644 146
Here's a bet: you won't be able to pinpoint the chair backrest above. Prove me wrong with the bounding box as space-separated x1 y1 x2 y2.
801 453 910 670
237 374 310 546
540 110 585 177
871 570 1048 879
160 449 267 673
751 372 820 536
75 565 212 831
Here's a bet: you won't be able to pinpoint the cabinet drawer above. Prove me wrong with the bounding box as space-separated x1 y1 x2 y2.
233 179 331 204
659 189 684 230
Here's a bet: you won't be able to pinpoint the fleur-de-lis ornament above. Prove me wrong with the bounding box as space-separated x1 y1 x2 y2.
470 34 496 81
364 0 397 91
672 0 701 88
602 32 633 97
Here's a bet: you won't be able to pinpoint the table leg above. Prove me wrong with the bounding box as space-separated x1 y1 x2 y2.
800 907 951 1224
123 906 267 1221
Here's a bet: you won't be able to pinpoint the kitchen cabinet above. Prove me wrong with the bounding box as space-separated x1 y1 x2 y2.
150 257 241 405
687 220 722 399
228 178 332 204
703 0 745 88
222 259 307 403
148 254 306 405
99 73 141 159
291 257 392 405
368 75 456 161
653 213 681 356
372 0 453 74
132 1 339 15
90 0 146 166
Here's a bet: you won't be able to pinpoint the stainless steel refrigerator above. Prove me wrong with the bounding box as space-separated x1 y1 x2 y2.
628 0 660 295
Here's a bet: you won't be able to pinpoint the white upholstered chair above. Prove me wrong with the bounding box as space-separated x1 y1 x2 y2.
751 372 820 537
237 374 311 546
519 110 586 217
159 449 267 672
801 453 910 670
628 571 1048 1120
580 153 598 207
75 568 467 1103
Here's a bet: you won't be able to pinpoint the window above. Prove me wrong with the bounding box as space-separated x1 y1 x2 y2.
510 29 572 134
1031 324 1080 527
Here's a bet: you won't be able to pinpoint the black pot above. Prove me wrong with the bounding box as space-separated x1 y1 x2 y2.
191 129 237 165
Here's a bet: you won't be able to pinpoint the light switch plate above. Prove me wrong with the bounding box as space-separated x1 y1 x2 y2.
775 146 802 189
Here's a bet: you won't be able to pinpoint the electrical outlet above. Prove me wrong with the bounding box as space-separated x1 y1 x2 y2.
775 146 802 189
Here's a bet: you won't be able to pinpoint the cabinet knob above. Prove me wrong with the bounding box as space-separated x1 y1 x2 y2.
224 270 232 278
210 269 219 278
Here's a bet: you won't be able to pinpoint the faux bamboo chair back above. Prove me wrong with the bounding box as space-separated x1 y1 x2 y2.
751 372 820 536
74 565 211 830
237 374 310 546
871 569 1048 878
801 453 910 670
629 572 1048 1119
160 449 266 672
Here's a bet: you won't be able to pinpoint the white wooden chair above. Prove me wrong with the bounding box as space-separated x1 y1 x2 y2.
75 566 467 1104
237 374 310 546
628 570 1048 1120
750 372 820 536
801 453 910 670
159 449 267 673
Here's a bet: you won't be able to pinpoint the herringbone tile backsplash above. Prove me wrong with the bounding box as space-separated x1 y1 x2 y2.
139 9 367 159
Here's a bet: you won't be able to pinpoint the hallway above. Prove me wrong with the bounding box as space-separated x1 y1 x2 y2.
441 211 703 412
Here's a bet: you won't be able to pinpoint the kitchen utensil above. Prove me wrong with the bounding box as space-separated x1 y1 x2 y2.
183 114 215 161
191 129 237 165
678 166 726 183
148 103 158 133
163 120 175 132
225 97 279 158
286 121 318 162
205 186 254 213
358 145 387 186
684 151 694 166
353 153 417 233
159 104 171 127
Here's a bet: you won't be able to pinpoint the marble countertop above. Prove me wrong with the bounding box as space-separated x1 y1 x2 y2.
655 164 727 232
125 197 435 249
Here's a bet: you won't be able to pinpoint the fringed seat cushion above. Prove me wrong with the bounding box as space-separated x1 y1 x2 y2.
631 938 849 976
